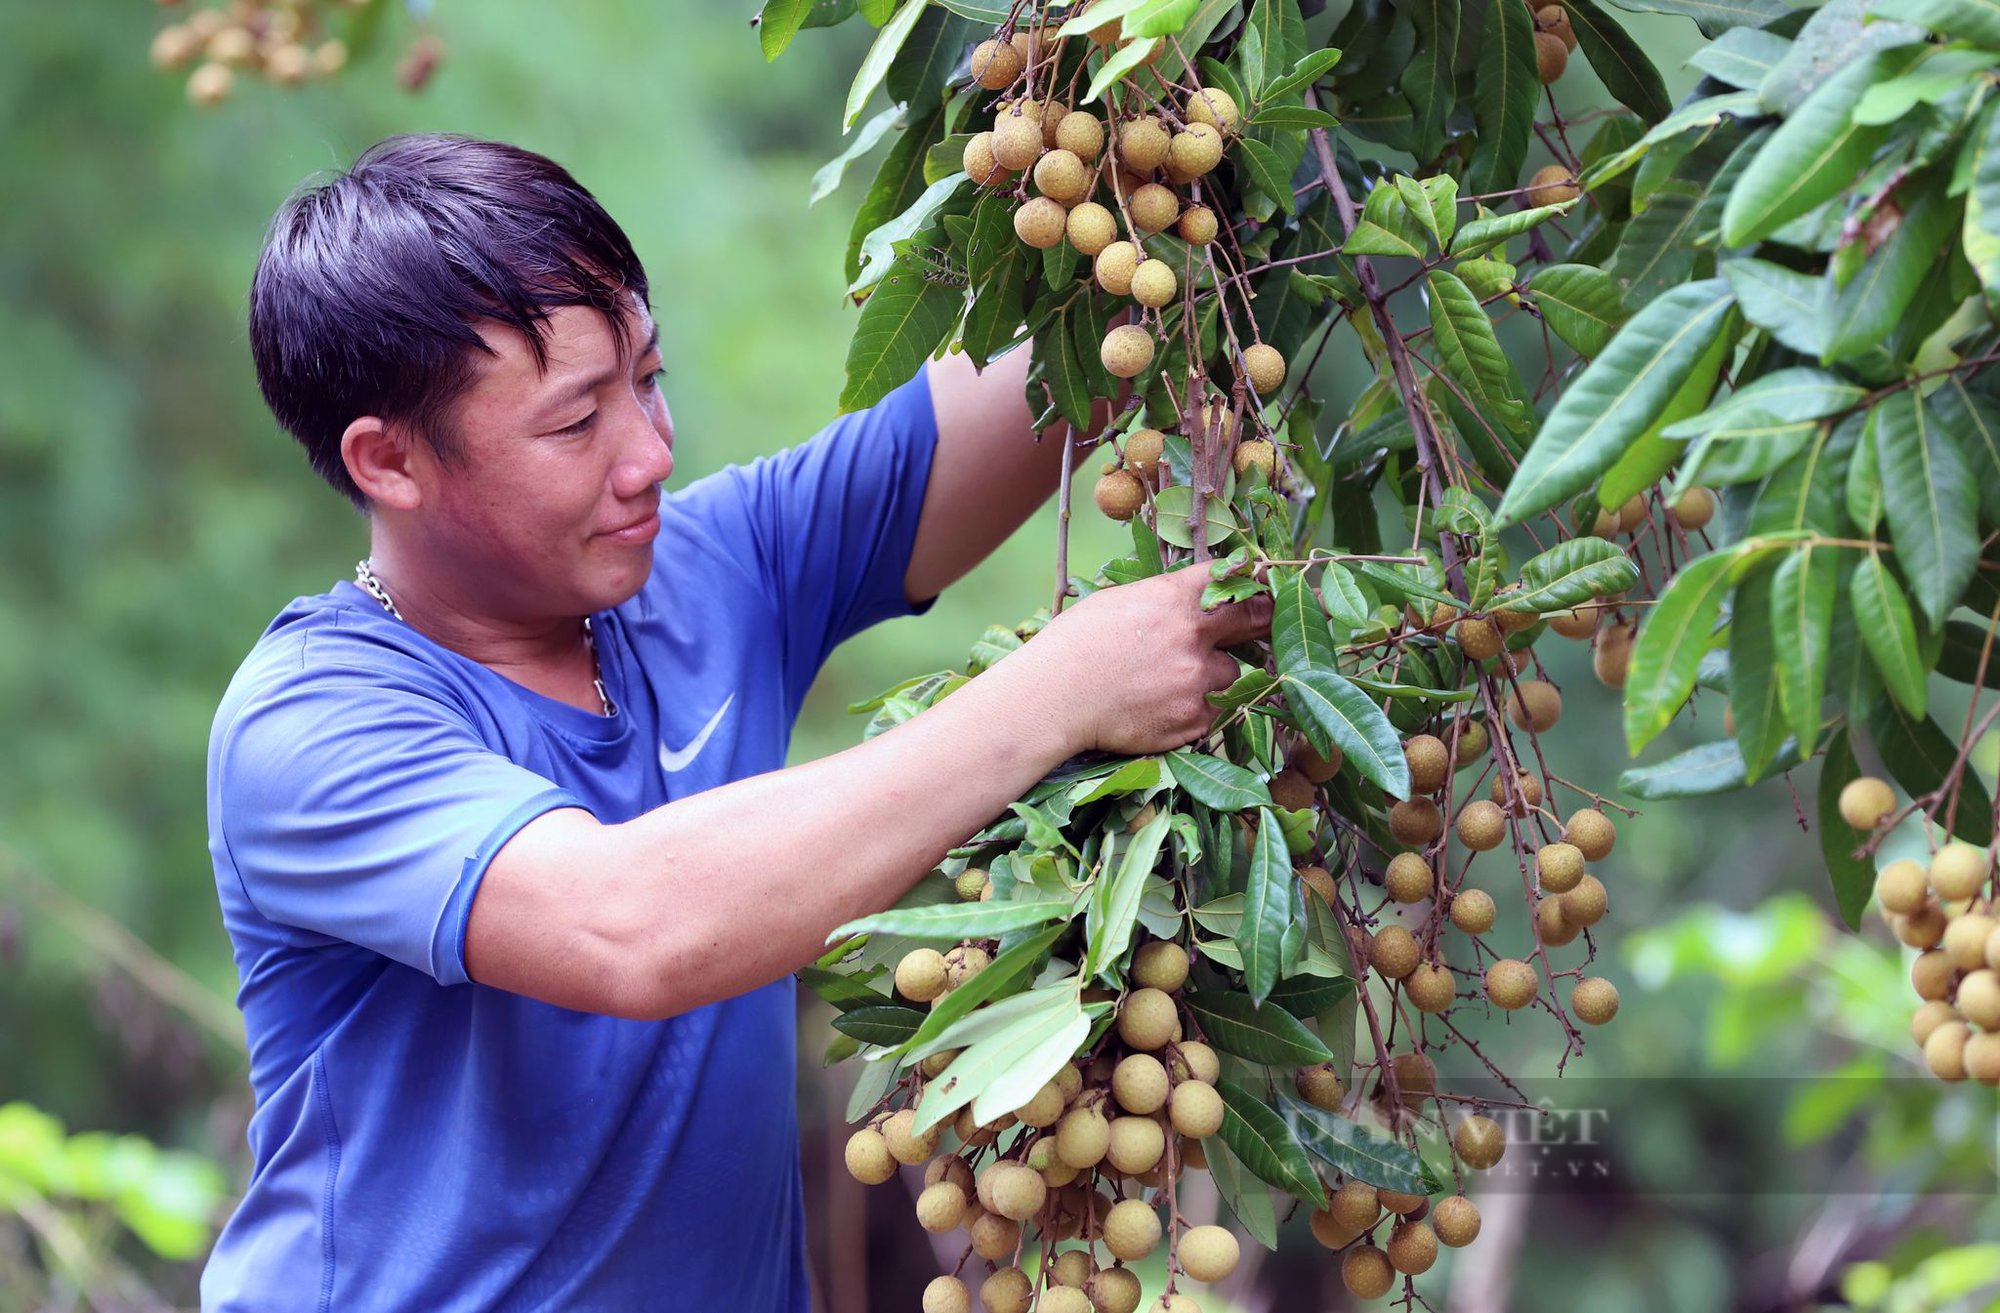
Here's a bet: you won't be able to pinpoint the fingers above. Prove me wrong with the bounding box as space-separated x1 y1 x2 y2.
1205 592 1274 647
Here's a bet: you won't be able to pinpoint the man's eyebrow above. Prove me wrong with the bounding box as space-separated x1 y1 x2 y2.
542 326 662 415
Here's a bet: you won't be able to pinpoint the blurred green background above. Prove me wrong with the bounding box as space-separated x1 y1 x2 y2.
1 2 1995 1310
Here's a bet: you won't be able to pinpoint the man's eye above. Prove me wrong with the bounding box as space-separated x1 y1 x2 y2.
642 367 667 390
560 411 596 435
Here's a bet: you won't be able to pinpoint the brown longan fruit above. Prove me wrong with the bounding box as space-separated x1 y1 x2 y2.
1946 914 1997 971
1839 777 1897 830
962 132 1010 187
1966 1031 2000 1085
1299 864 1338 905
1103 1198 1163 1261
921 1047 960 1078
1178 204 1219 245
987 1161 1048 1221
1537 4 1578 49
150 24 203 70
1525 163 1580 208
1391 797 1445 846
1329 1178 1381 1231
1095 469 1144 521
1294 1061 1346 1112
1119 987 1179 1050
187 60 234 107
1178 1224 1241 1282
1548 606 1597 640
1957 968 2000 1029
1493 770 1544 816
1133 940 1189 993
1015 1080 1067 1129
992 109 1045 170
1537 896 1582 946
1671 486 1717 531
1454 1114 1506 1168
1234 438 1277 482
1269 765 1316 811
1388 1219 1439 1274
1565 809 1618 861
267 42 313 86
1034 149 1092 205
1432 1195 1481 1248
1123 427 1166 479
1169 122 1226 177
1371 925 1420 980
972 37 1025 89
1926 1020 1971 1081
916 1180 968 1232
1380 1188 1429 1215
1102 324 1156 378
1096 240 1141 294
1450 888 1497 934
1407 962 1456 1012
883 1107 940 1164
1508 680 1563 732
1932 842 1993 900
897 948 949 1002
1186 85 1241 131
1485 959 1539 1010
1292 739 1344 782
1912 999 1960 1047
1052 1250 1096 1288
1170 1079 1225 1138
1113 1053 1169 1115
1310 1205 1368 1251
1343 1244 1397 1299
1896 902 1949 949
844 1128 897 1184
1456 617 1504 661
1055 1105 1111 1168
1131 258 1178 308
969 1208 1021 1259
981 1267 1033 1313
1454 719 1489 766
924 1274 971 1313
1014 195 1068 248
1092 1267 1143 1313
1457 800 1508 851
1385 852 1435 904
1117 116 1171 171
1537 842 1586 894
1572 976 1620 1024
1129 182 1180 232
1594 618 1637 688
1055 109 1105 161
1560 874 1609 927
926 1154 975 1192
1241 342 1287 396
1536 30 1568 83
1404 735 1450 794
1039 1288 1093 1313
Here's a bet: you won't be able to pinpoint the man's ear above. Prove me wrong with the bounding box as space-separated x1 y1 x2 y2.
342 416 424 511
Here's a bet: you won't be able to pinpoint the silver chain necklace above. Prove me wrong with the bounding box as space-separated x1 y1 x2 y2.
354 558 617 717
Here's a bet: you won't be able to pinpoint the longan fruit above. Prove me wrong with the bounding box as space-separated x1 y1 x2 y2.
1241 342 1286 396
1956 968 2000 1030
150 24 203 70
921 1047 960 1078
1268 765 1316 811
1175 1224 1241 1282
207 25 256 65
313 38 349 76
1594 618 1637 687
1109 1114 1168 1176
267 42 312 86
981 1267 1033 1313
1113 1053 1170 1115
883 1107 940 1164
1391 797 1445 846
1403 735 1450 794
1150 1296 1200 1313
1565 809 1617 861
1433 1195 1481 1247
1170 1079 1225 1138
988 1161 1048 1221
1926 1019 1971 1081
1129 182 1181 232
1407 961 1457 1012
1295 1062 1346 1112
1493 770 1544 815
1310 1205 1368 1251
1052 1250 1096 1288
1037 97 1073 148
955 867 991 901
1169 122 1226 177
1118 987 1179 1050
1234 439 1277 482
1178 204 1219 245
1572 976 1620 1024
1457 800 1508 851
844 1127 897 1184
1670 486 1717 531
945 945 990 989
1329 1178 1382 1231
1015 195 1069 248
1388 1220 1439 1274
1379 1189 1428 1215
1040 1288 1093 1313
1055 1105 1111 1168
1457 617 1504 661
1186 85 1241 131
1096 240 1141 295
1560 874 1609 927
1537 842 1586 894
1117 116 1171 171
1103 1198 1163 1261
1932 842 1993 900
1454 719 1489 766
924 1274 972 1313
897 948 949 1002
1485 959 1539 1010
1548 606 1597 640
1525 163 1580 208
1371 925 1421 980
1507 680 1563 732
1449 887 1497 935
1034 149 1092 205
1016 1080 1067 1129
926 1154 975 1192
1292 739 1344 782
1617 493 1649 533
187 60 234 107
1896 902 1949 949
1537 4 1578 50
1133 940 1189 993
1966 1030 2000 1085
1988 922 2000 971
1912 999 1960 1048
1102 324 1156 378
992 109 1045 170
1123 426 1166 479
1946 914 1997 971
1390 1051 1437 1115
969 1208 1021 1259
1095 469 1146 521
1386 852 1435 903
1056 109 1105 161
1171 1040 1221 1084
1299 864 1338 904
1092 1267 1143 1313
1342 1245 1397 1299
917 1181 967 1231
1454 1114 1506 1169
972 37 1025 89
1536 895 1582 947
1838 777 1897 830
1131 258 1178 308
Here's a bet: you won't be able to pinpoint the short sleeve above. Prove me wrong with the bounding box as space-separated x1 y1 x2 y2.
679 365 940 705
212 661 586 986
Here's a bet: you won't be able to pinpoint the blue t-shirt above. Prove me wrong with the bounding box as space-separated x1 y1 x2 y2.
201 368 939 1312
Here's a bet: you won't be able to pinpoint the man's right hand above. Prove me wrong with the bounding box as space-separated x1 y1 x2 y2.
1012 563 1275 758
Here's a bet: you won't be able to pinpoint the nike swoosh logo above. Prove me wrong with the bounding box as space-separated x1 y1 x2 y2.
659 694 735 773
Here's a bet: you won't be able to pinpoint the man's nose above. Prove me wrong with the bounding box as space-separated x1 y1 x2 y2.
614 407 674 493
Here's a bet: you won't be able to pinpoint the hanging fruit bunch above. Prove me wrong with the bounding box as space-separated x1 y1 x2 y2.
145 0 442 105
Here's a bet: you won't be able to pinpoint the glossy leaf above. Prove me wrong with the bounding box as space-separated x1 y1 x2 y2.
1261 47 1345 103
1721 258 1827 357
912 983 1082 1132
1282 668 1412 798
758 0 818 60
1770 547 1837 753
831 1004 927 1044
1965 100 2000 315
1821 181 1958 363
1450 201 1578 259
1468 0 1541 193
1526 264 1629 358
1186 989 1336 1065
1271 566 1341 675
1939 619 2000 688
1932 376 2000 528
1852 553 1928 718
1504 537 1642 613
1241 807 1296 1003
1279 1092 1438 1194
1625 544 1742 753
1427 270 1532 435
829 894 1072 942
1875 389 1978 629
1086 808 1172 979
1208 1138 1281 1250
898 923 1070 1060
1168 750 1273 811
1728 569 1789 782
1605 0 1788 34
1878 0 2000 47
1216 1078 1330 1207
845 0 931 130
1567 0 1672 123
1620 736 1804 797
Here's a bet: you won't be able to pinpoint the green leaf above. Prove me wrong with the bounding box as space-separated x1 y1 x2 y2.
1238 137 1300 216
1598 322 1737 507
1939 618 2000 687
1151 484 1243 550
967 1003 1097 1126
1620 736 1804 797
1869 697 1995 844
1877 0 2000 48
1663 368 1866 442
1846 408 1884 533
1344 182 1430 257
1240 808 1297 1004
1932 377 2000 528
1398 0 1462 160
1282 668 1413 797
1426 269 1533 435
1875 389 1979 628
848 168 967 297
1817 725 1876 931
1247 104 1343 129
898 923 1070 1060
1504 538 1641 613
1086 810 1172 979
759 0 819 61
1853 47 2000 126
1729 569 1789 782
1770 547 1838 753
845 0 930 130
1526 264 1629 359
1760 2 1926 116
1397 175 1461 250
841 251 964 411
1449 201 1578 260
1086 37 1163 103
887 5 976 108
1279 1092 1439 1194
1625 545 1742 752
1964 101 2000 316
845 100 947 289
1268 969 1356 1017
1496 279 1736 526
1605 0 1788 35
1207 1139 1281 1250
911 982 1080 1130
1261 46 1345 103
799 965 893 1012
1853 553 1928 718
1468 0 1541 193
1688 26 1794 90
830 895 1071 942
1567 0 1673 123
1168 750 1274 811
1721 258 1827 357
1318 562 1372 631
1125 0 1205 37
1271 567 1341 675
1720 43 1930 247
1186 989 1336 1065
1821 181 1959 364
831 1004 928 1044
1216 1078 1330 1207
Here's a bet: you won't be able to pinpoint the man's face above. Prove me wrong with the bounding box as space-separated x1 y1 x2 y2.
410 296 675 619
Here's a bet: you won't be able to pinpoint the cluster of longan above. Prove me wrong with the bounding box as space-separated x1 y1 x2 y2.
1088 364 1285 524
1839 778 2000 1085
1527 0 1580 83
149 0 442 104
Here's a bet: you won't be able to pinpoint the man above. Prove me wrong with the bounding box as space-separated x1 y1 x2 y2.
204 132 1271 1311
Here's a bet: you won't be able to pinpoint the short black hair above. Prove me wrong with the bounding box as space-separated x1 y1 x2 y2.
249 133 650 510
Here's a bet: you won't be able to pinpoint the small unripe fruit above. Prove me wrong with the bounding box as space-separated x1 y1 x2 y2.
955 868 990 901
1096 240 1141 295
1407 961 1456 1012
1839 777 1897 830
1957 968 2000 1029
1130 182 1180 232
1457 800 1508 851
1525 163 1580 208
1572 976 1620 1024
1294 1062 1346 1112
1391 797 1445 846
1186 86 1241 131
1095 469 1145 521
1034 149 1092 205
1537 896 1581 946
1343 1244 1397 1299
1103 1198 1162 1260
1560 874 1609 927
1450 888 1497 934
1015 196 1068 248
1932 842 1992 900
1671 486 1717 531
897 948 949 1002
1178 1224 1240 1282
992 110 1045 170
1131 258 1178 308
1113 1053 1170 1114
1055 110 1105 161
1385 851 1434 903
1118 116 1171 171
1454 1114 1506 1169
1102 324 1156 378
1537 842 1586 894
1238 342 1287 397
972 37 1025 89
1485 959 1539 1010
1508 680 1563 732
1926 1019 1971 1081
924 1275 972 1313
1178 203 1219 245
844 1128 897 1184
1565 809 1617 861
1454 719 1489 765
1388 1219 1439 1274
1403 735 1450 794
1536 30 1569 81
1233 438 1277 482
1170 1079 1225 1138
1457 617 1504 661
